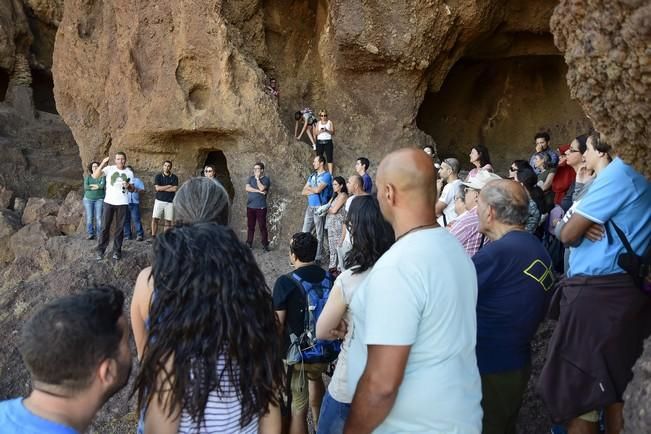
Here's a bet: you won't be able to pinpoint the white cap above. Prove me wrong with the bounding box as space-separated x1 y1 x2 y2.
462 170 502 190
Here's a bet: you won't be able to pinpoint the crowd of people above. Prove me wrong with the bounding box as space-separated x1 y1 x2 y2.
1 125 649 434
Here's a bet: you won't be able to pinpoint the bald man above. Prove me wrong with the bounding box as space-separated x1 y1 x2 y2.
344 148 482 434
473 180 553 434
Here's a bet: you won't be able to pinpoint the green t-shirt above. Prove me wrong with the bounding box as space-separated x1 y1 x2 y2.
84 175 106 201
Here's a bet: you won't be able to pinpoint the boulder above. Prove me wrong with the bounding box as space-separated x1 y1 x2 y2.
0 186 13 209
21 197 60 225
623 335 651 433
9 215 60 260
56 190 84 235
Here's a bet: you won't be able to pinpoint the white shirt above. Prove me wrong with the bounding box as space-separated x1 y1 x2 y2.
316 120 333 140
347 228 482 433
437 179 462 226
102 166 134 206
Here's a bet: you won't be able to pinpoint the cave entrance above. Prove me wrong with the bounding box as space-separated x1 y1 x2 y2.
31 69 57 114
202 150 235 201
416 55 591 175
0 68 8 101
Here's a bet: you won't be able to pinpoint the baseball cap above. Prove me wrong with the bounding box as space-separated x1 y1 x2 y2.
462 170 502 190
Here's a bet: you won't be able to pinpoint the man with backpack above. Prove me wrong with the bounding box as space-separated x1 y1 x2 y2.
302 155 333 265
273 232 338 434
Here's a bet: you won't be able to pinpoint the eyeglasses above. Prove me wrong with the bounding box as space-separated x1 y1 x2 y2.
510 167 518 171
320 114 327 117
464 187 478 193
567 149 581 153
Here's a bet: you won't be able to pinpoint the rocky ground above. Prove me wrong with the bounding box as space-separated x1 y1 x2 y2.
0 223 556 434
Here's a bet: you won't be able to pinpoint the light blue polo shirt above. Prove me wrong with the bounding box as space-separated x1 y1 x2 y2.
0 398 78 433
307 171 332 207
347 228 482 433
567 157 651 277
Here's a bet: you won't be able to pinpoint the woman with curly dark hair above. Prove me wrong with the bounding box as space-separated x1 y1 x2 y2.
130 177 283 433
467 144 494 180
315 195 394 434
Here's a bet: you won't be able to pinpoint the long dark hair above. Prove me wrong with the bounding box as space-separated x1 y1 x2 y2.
516 168 544 212
133 223 284 429
344 196 394 273
332 176 348 200
473 144 492 167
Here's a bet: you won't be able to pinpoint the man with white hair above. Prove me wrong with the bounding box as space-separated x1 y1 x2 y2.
473 179 553 434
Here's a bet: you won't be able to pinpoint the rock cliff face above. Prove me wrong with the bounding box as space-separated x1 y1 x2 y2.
551 0 651 178
51 0 595 241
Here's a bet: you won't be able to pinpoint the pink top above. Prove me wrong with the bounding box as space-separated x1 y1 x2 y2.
467 164 494 181
448 207 489 257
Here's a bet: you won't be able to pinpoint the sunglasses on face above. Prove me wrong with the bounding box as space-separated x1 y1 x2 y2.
205 169 213 173
510 167 518 171
567 149 581 153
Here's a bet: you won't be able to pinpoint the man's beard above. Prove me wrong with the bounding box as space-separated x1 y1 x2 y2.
103 359 133 403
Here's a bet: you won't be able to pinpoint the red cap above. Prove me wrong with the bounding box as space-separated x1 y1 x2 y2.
558 144 570 154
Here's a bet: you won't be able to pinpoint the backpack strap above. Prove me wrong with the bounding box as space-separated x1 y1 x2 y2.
610 221 636 256
479 233 486 249
289 272 311 333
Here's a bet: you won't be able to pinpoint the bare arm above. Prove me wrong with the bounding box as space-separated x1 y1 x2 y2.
143 356 181 434
131 266 154 361
328 193 347 214
258 402 282 434
275 310 286 332
316 282 347 339
92 156 110 179
434 200 447 217
344 345 411 434
559 212 604 244
541 172 555 191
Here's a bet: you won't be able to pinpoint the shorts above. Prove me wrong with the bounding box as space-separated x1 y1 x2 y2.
289 362 328 413
316 139 334 163
152 199 174 221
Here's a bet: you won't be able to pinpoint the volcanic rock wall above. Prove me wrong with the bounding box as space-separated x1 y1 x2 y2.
551 0 651 178
52 0 594 239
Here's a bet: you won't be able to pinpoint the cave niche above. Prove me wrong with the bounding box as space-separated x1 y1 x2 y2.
417 55 592 175
0 68 8 101
202 150 235 201
31 68 57 114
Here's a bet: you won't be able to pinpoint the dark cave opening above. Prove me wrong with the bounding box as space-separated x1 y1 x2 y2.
416 55 591 174
31 68 57 114
202 150 235 201
0 68 8 101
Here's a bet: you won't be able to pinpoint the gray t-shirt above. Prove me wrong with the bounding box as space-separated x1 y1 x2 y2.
247 176 270 209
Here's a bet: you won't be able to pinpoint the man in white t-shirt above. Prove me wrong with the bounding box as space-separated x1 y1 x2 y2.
436 157 462 227
93 152 134 261
344 148 482 434
337 175 368 271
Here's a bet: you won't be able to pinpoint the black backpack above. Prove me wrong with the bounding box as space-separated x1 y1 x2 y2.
610 221 651 295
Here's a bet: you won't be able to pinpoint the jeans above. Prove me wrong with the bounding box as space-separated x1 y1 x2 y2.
316 390 350 434
246 207 269 246
302 206 325 261
97 203 128 254
83 197 103 236
124 203 144 239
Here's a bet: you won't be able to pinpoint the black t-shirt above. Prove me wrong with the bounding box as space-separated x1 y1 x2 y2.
154 173 179 203
272 264 329 351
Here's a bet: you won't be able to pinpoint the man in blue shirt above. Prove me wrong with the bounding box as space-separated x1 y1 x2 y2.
124 166 146 241
473 179 553 434
0 286 132 433
355 157 373 193
301 155 332 264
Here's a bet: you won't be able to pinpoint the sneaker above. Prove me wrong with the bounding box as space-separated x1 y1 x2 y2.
112 252 121 260
95 252 103 261
136 235 144 241
246 242 253 249
87 234 95 240
262 244 270 252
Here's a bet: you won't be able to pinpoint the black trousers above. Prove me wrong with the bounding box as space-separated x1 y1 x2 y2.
97 202 128 254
